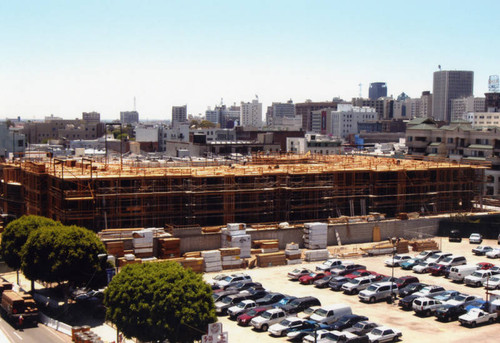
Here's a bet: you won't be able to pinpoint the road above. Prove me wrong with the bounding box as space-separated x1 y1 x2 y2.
0 317 70 343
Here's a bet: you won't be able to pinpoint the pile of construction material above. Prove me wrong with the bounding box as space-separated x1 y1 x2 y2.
202 250 222 273
285 243 302 265
220 247 244 270
256 251 287 267
104 241 125 257
158 237 181 259
396 239 409 253
303 222 328 249
221 223 251 258
409 239 439 252
71 326 103 343
174 257 204 273
252 239 279 253
304 248 329 262
117 253 142 267
133 229 154 258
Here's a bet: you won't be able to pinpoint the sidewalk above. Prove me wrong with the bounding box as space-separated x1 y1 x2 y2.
1 271 134 343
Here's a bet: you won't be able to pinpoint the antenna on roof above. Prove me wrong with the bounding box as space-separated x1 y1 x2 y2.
438 65 442 71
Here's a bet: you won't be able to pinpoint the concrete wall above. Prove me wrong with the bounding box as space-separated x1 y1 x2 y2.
176 217 441 253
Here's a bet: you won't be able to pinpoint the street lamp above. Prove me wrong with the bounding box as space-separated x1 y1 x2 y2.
388 237 399 304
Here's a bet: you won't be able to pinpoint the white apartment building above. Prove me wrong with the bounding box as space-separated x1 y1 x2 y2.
287 133 342 155
451 96 485 122
240 98 262 128
465 112 500 127
330 104 377 138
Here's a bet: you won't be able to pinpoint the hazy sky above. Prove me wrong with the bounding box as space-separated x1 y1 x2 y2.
1 0 499 121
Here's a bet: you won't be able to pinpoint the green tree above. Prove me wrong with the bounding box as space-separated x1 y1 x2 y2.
20 225 107 289
199 120 216 128
104 261 216 343
0 215 61 271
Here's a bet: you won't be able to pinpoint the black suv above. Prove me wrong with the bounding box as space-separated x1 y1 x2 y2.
434 304 467 322
281 296 321 314
449 229 462 243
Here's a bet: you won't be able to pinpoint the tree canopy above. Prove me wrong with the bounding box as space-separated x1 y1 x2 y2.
104 261 217 343
20 224 108 288
0 215 61 270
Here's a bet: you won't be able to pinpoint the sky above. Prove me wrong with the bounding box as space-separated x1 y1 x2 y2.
1 0 499 121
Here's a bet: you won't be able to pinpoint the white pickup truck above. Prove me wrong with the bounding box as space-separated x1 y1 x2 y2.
458 308 498 327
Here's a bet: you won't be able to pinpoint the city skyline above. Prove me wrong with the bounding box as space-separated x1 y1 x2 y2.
1 0 499 121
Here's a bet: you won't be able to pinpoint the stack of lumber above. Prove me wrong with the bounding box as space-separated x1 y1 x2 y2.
396 239 410 253
285 242 302 265
175 257 204 273
201 250 222 272
256 251 287 267
117 254 142 267
158 238 181 259
409 239 439 252
183 251 201 258
220 247 243 270
304 248 329 262
253 239 279 253
303 222 328 249
133 229 154 258
221 223 251 258
104 241 125 257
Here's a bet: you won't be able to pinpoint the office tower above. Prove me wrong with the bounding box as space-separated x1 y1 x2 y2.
420 91 433 118
240 98 262 127
172 105 187 127
369 82 387 100
432 70 474 122
120 111 139 124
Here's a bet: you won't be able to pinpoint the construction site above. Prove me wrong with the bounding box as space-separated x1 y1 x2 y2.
0 154 485 231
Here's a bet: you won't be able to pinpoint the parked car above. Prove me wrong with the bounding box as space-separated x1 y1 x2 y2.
472 246 493 256
281 296 321 314
358 282 398 303
465 270 495 287
344 321 380 336
314 275 335 288
342 276 378 295
302 329 332 343
413 285 446 298
366 326 402 343
465 299 490 312
286 320 328 341
212 289 238 303
256 293 286 306
268 317 307 337
398 282 428 298
242 288 269 301
413 297 443 316
429 264 448 276
392 276 419 288
483 275 500 290
215 293 253 315
426 252 452 264
316 331 369 343
236 306 269 326
414 250 441 261
227 300 257 319
329 276 351 291
434 304 467 322
439 255 467 268
225 281 263 292
309 304 352 324
449 229 462 242
250 308 287 331
400 258 420 270
274 295 297 308
476 262 495 270
316 259 343 272
331 264 367 276
398 294 420 310
412 261 437 273
215 273 252 289
469 233 483 244
433 290 460 302
344 269 376 280
459 308 497 327
486 248 500 259
329 314 369 331
445 294 479 308
384 254 412 267
299 272 331 285
287 268 312 281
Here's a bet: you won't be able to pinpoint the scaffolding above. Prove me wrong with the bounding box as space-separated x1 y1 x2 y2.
0 154 485 231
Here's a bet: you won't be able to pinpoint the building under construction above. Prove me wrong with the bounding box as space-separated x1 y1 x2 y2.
0 154 484 231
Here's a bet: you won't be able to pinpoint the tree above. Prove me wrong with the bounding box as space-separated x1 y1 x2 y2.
20 225 108 289
0 215 61 271
199 120 216 129
104 261 217 343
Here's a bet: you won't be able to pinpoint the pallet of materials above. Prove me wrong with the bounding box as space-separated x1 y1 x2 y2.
201 250 222 272
303 222 328 249
221 223 251 258
256 251 286 267
220 247 244 270
104 241 125 257
158 237 181 259
176 257 204 273
285 242 302 264
396 239 410 253
304 249 329 262
409 239 439 252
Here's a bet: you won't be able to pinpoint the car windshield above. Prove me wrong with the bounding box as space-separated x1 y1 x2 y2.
366 285 377 292
291 269 301 273
237 302 247 308
347 279 359 284
304 307 316 314
261 294 274 301
336 265 347 270
417 251 428 257
490 277 500 282
442 257 452 263
280 319 292 326
353 322 364 329
309 273 317 277
324 333 341 341
222 297 233 304
221 276 233 282
417 261 427 266
334 277 347 282
278 298 289 305
337 317 350 325
261 311 272 319
471 272 482 277
314 309 328 317
371 329 383 336
246 309 257 316
453 295 467 301
289 299 301 306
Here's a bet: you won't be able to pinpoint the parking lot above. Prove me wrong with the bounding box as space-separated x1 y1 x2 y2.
204 237 500 343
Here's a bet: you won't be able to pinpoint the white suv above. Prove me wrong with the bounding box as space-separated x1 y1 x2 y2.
250 308 287 331
464 270 494 287
413 297 443 316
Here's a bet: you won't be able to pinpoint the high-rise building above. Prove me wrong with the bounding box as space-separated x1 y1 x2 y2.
172 105 187 127
296 100 342 131
240 98 262 127
420 91 433 118
120 111 139 124
450 96 485 121
369 82 387 100
266 100 295 126
432 70 474 122
485 92 500 112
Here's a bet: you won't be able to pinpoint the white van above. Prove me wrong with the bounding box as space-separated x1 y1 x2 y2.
439 255 467 267
309 304 352 324
449 265 477 282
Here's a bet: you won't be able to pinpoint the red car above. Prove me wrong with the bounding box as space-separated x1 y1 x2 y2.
429 264 447 276
344 270 379 280
393 276 420 288
299 272 331 285
477 262 495 270
236 306 269 326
